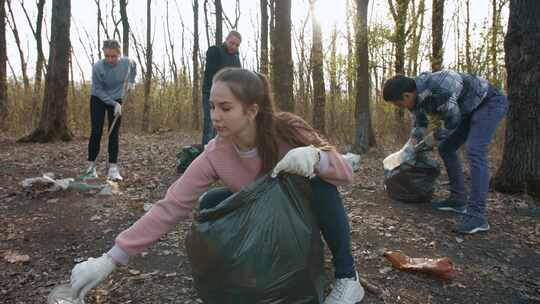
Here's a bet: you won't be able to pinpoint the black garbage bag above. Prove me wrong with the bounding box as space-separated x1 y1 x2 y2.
383 138 440 203
186 175 324 304
176 144 203 173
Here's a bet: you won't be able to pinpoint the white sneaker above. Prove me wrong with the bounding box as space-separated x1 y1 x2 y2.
107 165 123 181
83 165 98 180
324 272 365 304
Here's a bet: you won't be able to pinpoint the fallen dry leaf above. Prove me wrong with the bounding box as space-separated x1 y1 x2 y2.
4 250 30 263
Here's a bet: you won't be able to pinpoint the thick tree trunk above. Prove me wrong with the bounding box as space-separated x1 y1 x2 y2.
215 0 222 45
119 0 129 56
390 0 409 75
430 0 444 130
310 0 325 134
192 0 201 130
0 0 7 129
271 0 293 112
431 0 444 71
492 0 540 199
354 0 375 153
19 0 72 142
260 0 269 74
142 0 152 132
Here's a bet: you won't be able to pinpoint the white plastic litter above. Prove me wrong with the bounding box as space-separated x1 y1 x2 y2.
47 284 84 304
383 139 415 171
143 202 153 212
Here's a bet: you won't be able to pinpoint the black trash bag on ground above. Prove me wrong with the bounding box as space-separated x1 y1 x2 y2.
186 175 324 304
383 137 440 203
176 144 203 173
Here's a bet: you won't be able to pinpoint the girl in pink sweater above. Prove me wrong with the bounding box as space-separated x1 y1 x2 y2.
70 68 364 304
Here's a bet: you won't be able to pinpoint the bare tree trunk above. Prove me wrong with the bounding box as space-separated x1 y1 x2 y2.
260 0 269 74
20 0 46 121
388 0 410 75
96 0 102 58
272 0 293 112
215 0 222 45
329 25 338 134
354 0 375 153
119 0 129 56
34 0 46 93
269 0 274 75
293 12 309 118
203 0 211 47
142 0 152 132
309 0 325 133
6 0 29 93
489 0 506 88
388 0 410 123
409 0 425 76
465 0 472 73
19 0 72 142
0 0 7 129
346 0 355 111
430 0 443 130
492 0 540 200
431 0 444 71
165 0 178 89
111 1 121 41
192 0 201 130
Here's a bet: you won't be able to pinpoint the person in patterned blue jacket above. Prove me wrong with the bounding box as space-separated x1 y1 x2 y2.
382 70 508 234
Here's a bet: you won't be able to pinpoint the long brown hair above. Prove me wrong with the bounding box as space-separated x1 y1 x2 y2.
213 68 333 175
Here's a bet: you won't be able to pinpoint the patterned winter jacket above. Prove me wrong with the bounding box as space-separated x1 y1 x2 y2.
410 70 490 140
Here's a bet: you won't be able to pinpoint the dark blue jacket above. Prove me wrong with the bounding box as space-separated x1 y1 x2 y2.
202 44 241 96
410 70 490 139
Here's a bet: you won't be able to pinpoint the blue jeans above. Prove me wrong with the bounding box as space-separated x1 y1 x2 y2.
202 93 216 146
199 177 356 279
437 85 508 216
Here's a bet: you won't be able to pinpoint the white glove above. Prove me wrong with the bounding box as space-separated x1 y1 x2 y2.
383 138 415 171
71 254 116 299
114 103 122 117
127 83 135 92
271 145 320 178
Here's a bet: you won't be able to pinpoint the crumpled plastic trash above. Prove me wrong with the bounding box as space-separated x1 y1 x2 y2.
21 173 119 196
21 174 74 192
47 284 84 304
383 139 415 172
343 153 361 172
383 250 454 280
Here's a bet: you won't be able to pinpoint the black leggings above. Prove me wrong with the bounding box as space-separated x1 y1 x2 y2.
87 95 122 163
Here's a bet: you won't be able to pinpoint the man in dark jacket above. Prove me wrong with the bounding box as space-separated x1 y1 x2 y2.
382 70 508 234
202 31 242 146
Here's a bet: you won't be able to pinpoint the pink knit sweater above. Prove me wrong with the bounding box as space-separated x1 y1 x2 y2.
107 135 353 264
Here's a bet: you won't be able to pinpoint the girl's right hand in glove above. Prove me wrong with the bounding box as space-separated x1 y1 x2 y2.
71 254 116 299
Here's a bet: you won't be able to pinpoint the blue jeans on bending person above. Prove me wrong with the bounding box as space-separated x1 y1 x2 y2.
202 93 216 146
437 85 508 217
199 177 356 279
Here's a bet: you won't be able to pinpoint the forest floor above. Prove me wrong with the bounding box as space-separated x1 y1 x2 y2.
1 132 539 304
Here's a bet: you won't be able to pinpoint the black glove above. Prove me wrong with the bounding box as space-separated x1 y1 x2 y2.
434 127 450 141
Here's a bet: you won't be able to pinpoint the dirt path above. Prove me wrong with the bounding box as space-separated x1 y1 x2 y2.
1 133 539 303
